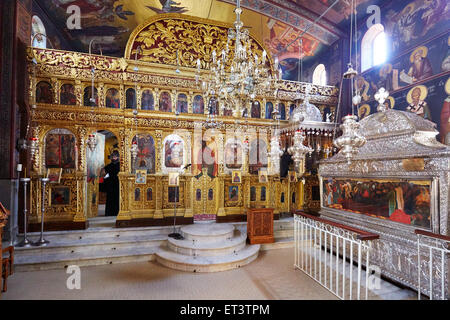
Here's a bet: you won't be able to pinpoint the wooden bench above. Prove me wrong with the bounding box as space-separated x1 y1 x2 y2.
2 246 14 292
0 201 12 294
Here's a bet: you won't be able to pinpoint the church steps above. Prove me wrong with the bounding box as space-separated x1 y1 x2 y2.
13 218 295 272
14 235 167 257
14 246 161 272
155 244 260 273
167 232 247 256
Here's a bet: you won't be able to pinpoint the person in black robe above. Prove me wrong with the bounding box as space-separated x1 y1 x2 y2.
104 150 120 216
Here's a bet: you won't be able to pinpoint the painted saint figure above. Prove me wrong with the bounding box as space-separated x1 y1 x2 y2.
406 86 431 120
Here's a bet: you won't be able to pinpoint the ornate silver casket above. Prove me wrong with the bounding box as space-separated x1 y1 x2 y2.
319 109 450 298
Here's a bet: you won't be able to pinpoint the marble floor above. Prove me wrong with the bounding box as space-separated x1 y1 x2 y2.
1 247 416 300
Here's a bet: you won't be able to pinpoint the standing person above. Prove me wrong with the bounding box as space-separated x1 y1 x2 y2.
104 150 120 216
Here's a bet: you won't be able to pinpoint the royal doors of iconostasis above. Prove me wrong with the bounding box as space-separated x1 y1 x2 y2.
191 136 220 221
86 130 120 218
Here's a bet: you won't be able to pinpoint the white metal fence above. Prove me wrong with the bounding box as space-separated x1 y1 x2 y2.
294 213 378 300
416 230 450 300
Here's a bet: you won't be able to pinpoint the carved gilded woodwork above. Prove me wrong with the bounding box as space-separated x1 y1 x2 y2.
25 14 341 227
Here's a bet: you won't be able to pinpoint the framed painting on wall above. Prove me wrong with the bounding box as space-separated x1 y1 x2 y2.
135 170 147 184
321 177 434 230
50 186 70 206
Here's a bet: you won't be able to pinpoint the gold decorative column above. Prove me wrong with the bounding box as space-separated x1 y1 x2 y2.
98 82 105 108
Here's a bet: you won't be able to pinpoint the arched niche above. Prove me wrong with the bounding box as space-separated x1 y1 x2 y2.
192 95 204 114
36 80 53 104
279 103 286 120
162 134 185 172
84 86 98 106
105 88 120 108
159 91 172 112
265 102 273 119
177 93 189 113
126 88 137 109
251 101 261 118
141 89 154 110
60 83 76 105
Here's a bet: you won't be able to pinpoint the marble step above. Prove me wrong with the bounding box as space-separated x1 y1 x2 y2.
14 246 161 272
14 234 168 257
155 244 260 272
19 225 177 242
260 237 295 251
167 231 247 257
180 224 235 243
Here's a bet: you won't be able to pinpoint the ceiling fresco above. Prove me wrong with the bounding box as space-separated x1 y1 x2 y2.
34 0 341 61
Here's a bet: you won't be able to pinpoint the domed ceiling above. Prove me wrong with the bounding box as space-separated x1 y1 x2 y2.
33 0 376 74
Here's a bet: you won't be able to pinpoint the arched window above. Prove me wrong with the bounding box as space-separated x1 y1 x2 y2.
312 64 327 86
361 24 387 72
31 15 47 48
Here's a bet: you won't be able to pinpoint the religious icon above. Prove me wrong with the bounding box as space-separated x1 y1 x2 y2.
47 168 62 184
208 189 214 201
141 89 154 110
126 88 136 109
258 170 268 183
209 98 219 115
177 93 188 113
51 187 70 206
168 172 179 186
133 134 155 174
250 186 256 202
159 91 172 112
84 86 98 106
134 188 141 201
194 140 218 177
266 102 273 119
289 171 297 183
279 103 286 120
406 85 432 120
261 186 266 201
135 170 147 184
45 133 76 169
105 88 120 108
36 81 53 104
60 84 76 105
193 95 204 114
358 104 371 120
164 135 184 168
196 189 201 201
229 186 238 202
232 171 241 183
251 101 261 118
146 188 153 201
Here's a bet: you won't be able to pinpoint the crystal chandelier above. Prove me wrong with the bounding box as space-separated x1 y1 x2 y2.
288 130 313 176
195 0 279 117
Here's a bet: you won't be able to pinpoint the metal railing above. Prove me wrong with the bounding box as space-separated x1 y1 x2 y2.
416 229 450 300
294 212 379 300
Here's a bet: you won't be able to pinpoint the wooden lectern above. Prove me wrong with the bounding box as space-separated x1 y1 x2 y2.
246 208 274 244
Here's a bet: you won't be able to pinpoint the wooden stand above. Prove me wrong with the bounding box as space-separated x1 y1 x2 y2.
246 208 274 244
